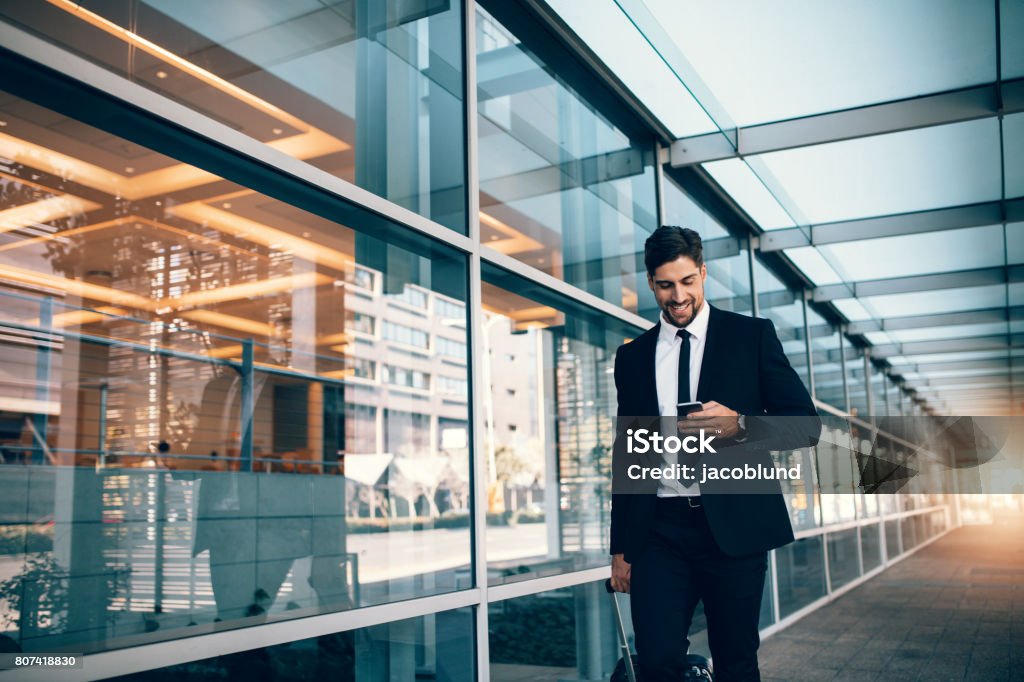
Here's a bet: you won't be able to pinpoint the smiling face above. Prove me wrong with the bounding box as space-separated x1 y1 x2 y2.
648 255 707 328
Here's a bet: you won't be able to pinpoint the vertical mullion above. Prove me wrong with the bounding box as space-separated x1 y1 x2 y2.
802 291 815 401
463 2 490 680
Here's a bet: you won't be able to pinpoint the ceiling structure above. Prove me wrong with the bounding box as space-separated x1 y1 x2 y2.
544 0 1023 416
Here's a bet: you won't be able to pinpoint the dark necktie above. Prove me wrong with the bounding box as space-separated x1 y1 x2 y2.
677 329 691 405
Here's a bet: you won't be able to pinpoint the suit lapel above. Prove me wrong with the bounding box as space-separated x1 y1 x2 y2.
696 303 719 403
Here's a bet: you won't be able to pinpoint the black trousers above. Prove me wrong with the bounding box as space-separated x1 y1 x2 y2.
630 497 768 682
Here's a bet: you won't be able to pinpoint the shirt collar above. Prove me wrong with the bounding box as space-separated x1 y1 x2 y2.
658 301 711 344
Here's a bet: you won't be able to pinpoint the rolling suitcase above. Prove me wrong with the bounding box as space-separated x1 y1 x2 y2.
605 579 713 681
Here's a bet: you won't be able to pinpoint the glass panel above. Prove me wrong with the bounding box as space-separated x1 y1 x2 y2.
1005 0 1024 79
860 523 882 572
111 606 475 681
809 309 845 410
871 322 1009 345
815 224 1006 281
1004 112 1024 198
899 515 919 550
846 343 869 419
663 177 730 239
852 284 1008 319
753 261 809 386
659 178 752 318
826 528 861 590
775 536 826 619
481 264 641 584
754 119 1003 224
785 247 843 286
488 580 630 681
885 519 901 558
702 159 795 230
1004 222 1024 264
642 0 996 126
0 91 471 653
475 4 658 313
871 365 888 416
543 0 716 137
817 416 857 524
0 0 468 232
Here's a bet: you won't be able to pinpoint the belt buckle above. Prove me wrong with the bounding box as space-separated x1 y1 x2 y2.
687 496 701 508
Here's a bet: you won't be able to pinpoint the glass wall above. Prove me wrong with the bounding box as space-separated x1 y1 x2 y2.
0 3 962 676
489 581 622 681
0 91 471 653
752 261 808 386
111 607 476 681
0 0 468 232
480 264 640 584
475 3 658 313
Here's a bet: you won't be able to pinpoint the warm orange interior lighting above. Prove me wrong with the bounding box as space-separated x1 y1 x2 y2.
0 194 102 236
479 210 545 255
168 272 332 309
180 310 277 337
205 344 244 359
47 0 350 161
43 306 127 328
0 263 330 312
169 201 353 272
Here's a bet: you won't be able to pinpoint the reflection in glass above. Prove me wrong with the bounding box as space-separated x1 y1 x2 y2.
0 92 470 653
475 4 658 312
481 264 641 584
826 529 860 590
489 581 624 681
775 536 826 619
860 523 883 572
0 0 467 232
111 606 475 681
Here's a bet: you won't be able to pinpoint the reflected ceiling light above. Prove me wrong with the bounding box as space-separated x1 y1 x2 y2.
0 264 328 312
205 344 243 359
170 201 353 272
179 310 277 337
0 194 102 236
317 332 350 346
169 271 332 309
47 0 350 156
31 306 126 328
0 263 155 309
479 211 545 255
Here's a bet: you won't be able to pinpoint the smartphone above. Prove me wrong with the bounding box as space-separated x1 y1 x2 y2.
676 401 703 417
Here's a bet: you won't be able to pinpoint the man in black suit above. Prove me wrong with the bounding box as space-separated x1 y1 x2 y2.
609 226 820 681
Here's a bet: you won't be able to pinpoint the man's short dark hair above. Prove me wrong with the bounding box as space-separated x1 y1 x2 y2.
644 226 704 276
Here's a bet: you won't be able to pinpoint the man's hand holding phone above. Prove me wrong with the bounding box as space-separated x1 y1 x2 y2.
678 400 741 439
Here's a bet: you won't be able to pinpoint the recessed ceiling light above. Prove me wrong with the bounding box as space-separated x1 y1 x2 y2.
222 202 232 209
125 167 134 174
272 128 283 135
0 120 7 127
155 71 168 79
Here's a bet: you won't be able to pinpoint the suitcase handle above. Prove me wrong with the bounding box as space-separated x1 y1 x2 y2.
605 579 638 682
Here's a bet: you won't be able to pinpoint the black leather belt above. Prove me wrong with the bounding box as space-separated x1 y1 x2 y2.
656 495 702 509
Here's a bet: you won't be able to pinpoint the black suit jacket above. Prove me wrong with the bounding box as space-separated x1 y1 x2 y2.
610 304 821 561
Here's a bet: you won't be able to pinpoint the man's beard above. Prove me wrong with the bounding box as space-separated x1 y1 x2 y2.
662 298 702 327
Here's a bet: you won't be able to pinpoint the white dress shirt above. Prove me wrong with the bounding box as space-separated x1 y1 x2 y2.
654 301 710 497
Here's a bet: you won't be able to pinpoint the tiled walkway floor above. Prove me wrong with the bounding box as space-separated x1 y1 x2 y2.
758 515 1024 682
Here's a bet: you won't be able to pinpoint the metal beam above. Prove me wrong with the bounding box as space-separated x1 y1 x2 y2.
812 265 1024 303
760 198 1024 252
670 78 1024 167
846 307 1024 335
